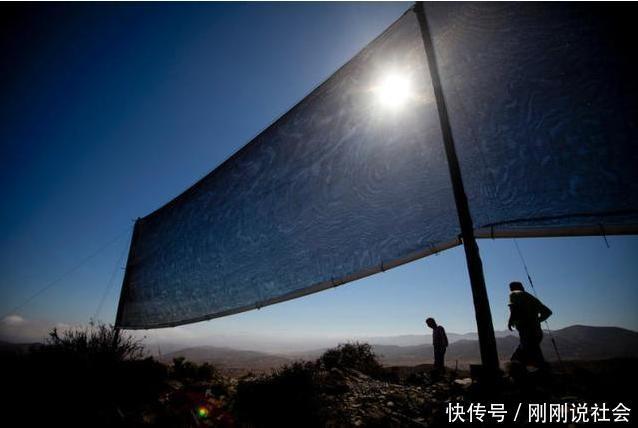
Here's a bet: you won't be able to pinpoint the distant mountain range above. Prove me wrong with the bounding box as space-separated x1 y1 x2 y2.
343 330 516 347
0 341 38 354
161 325 638 371
373 325 638 366
161 346 290 372
150 329 516 356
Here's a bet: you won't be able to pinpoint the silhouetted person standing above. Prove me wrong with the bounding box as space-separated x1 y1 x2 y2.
507 281 552 368
426 317 448 371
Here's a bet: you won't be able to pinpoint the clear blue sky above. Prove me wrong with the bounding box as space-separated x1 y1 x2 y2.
1 2 636 343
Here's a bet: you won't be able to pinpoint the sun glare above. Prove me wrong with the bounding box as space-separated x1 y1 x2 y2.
375 74 412 108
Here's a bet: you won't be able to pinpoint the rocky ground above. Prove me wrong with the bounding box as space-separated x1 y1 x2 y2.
316 367 462 427
144 365 468 427
3 329 635 428
146 359 636 427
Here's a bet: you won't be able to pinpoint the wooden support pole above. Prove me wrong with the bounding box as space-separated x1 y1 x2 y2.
414 2 500 375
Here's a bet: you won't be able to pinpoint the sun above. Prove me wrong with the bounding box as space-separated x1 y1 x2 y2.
374 74 412 108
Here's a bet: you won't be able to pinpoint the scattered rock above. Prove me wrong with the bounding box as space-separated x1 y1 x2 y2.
453 377 472 386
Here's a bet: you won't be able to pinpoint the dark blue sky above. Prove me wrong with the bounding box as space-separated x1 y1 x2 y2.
1 2 636 342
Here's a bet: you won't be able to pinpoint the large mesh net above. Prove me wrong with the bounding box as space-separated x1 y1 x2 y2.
116 4 637 329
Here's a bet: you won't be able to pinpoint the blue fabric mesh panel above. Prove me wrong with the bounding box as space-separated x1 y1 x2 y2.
116 4 638 329
117 11 460 328
426 3 638 235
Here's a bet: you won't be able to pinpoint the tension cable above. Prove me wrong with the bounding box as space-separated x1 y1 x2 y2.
93 232 131 321
2 226 130 321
